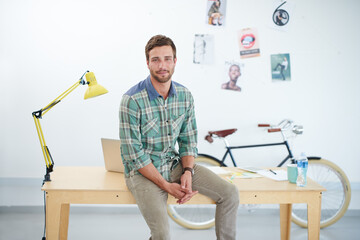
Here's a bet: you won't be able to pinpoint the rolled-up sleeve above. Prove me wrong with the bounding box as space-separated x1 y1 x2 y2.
119 95 151 172
178 93 198 158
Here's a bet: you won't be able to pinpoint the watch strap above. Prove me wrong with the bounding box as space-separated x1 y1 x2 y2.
183 167 194 176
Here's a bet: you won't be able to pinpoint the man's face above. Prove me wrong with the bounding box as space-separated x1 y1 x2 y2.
229 65 241 81
147 46 177 84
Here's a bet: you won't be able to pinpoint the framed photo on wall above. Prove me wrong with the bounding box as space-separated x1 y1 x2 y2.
206 0 227 27
221 61 244 92
238 28 260 58
270 0 295 32
271 53 291 81
193 34 214 64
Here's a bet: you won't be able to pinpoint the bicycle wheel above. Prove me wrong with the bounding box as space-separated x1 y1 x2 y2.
167 154 221 229
291 158 351 228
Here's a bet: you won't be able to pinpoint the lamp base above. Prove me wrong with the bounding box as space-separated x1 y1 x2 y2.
44 173 51 182
43 166 53 182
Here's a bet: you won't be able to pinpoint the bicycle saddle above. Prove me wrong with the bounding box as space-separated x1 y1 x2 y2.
205 128 237 143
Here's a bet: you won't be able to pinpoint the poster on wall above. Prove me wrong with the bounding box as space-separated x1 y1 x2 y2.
270 0 295 31
193 34 214 64
270 53 291 81
221 61 244 92
238 28 260 58
206 0 227 27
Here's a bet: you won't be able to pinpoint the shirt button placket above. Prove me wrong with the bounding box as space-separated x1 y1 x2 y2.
164 101 171 151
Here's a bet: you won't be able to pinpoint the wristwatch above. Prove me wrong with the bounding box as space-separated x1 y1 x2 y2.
183 167 194 177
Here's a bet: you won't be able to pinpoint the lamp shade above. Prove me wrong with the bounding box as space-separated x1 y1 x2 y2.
84 72 108 99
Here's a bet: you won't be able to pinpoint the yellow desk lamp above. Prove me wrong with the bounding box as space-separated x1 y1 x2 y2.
32 71 108 182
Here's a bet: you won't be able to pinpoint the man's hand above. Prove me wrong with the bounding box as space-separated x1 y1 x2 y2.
177 171 198 204
137 161 198 204
138 164 187 200
166 182 186 200
177 191 198 204
180 170 193 193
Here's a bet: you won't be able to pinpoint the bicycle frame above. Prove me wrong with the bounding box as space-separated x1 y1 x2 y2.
213 121 298 167
220 140 295 167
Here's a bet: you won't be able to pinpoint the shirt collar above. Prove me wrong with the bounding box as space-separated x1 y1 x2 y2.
145 75 177 101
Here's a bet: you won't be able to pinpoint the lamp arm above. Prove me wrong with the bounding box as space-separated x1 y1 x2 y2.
40 80 83 117
32 71 89 181
36 70 89 118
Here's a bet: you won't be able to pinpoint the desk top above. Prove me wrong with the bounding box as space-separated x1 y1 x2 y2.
42 166 325 193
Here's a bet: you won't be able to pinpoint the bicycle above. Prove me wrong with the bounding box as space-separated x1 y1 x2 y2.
167 119 351 229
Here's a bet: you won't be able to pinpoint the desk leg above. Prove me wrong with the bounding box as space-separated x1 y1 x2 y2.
45 192 70 240
60 203 70 240
280 204 292 240
307 193 322 240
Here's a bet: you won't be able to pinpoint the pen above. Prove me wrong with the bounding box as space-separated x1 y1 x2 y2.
269 169 277 175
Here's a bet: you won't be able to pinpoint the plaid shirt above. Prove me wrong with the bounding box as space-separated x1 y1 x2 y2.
119 76 198 181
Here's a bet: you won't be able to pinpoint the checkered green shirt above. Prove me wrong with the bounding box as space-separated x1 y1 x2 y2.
119 76 198 181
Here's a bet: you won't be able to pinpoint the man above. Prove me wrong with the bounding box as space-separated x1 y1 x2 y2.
119 35 239 240
273 56 288 80
221 64 241 91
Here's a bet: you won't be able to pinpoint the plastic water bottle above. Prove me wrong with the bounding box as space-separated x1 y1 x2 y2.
296 152 308 187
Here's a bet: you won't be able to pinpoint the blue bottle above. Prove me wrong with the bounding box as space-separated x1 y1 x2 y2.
296 152 308 187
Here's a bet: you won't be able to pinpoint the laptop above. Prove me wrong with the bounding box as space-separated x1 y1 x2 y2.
101 138 124 173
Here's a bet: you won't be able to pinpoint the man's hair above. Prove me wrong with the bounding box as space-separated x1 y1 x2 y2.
145 35 176 61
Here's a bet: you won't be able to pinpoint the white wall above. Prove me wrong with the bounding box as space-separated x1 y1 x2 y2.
1 0 359 186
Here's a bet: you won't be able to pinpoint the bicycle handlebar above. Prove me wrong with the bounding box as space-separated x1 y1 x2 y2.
268 128 281 133
258 119 293 131
260 119 303 135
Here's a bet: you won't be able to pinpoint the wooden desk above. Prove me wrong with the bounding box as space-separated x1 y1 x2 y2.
42 166 325 240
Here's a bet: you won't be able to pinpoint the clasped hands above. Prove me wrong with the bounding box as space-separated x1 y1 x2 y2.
167 171 198 204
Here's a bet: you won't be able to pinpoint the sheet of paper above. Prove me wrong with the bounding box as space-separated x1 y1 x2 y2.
231 172 262 179
257 169 288 181
236 166 263 173
224 171 263 183
205 166 231 175
238 172 262 179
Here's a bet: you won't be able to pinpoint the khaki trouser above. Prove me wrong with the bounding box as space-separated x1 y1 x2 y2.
125 163 239 240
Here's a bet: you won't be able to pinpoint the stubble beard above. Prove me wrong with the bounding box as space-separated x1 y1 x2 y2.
150 68 174 84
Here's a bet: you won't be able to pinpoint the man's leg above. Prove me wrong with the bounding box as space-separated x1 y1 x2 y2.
171 164 239 240
274 63 281 71
280 65 286 80
126 174 170 240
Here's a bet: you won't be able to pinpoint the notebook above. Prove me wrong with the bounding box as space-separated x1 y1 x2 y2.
101 138 124 173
